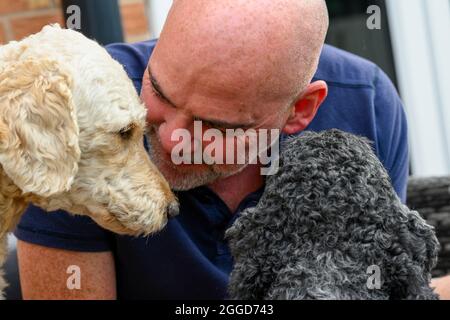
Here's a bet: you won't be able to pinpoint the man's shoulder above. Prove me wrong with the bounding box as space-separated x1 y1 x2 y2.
314 44 379 87
105 39 157 71
105 39 158 92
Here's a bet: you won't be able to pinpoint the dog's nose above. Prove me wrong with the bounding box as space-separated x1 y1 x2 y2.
167 201 179 219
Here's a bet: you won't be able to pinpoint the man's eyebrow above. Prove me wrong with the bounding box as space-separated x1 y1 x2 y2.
147 66 178 108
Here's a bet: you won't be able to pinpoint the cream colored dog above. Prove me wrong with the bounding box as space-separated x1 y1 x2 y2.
0 24 178 298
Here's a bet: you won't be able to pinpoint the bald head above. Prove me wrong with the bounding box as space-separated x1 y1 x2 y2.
143 0 329 190
154 0 328 103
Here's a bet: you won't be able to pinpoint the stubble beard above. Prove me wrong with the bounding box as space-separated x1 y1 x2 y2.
146 126 248 191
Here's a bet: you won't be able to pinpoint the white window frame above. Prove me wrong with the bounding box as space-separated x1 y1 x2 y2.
144 0 173 39
386 0 450 177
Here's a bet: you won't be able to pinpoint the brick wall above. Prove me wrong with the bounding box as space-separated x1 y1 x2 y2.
0 0 63 43
407 176 450 278
0 0 150 44
120 0 150 43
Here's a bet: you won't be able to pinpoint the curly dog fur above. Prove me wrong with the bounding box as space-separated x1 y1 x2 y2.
0 25 178 298
226 129 440 300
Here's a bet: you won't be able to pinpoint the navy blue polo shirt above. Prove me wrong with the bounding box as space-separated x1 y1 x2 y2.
14 41 409 299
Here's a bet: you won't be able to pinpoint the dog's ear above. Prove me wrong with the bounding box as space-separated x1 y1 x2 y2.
0 58 80 197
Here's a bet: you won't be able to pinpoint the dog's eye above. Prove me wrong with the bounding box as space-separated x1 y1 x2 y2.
118 124 135 140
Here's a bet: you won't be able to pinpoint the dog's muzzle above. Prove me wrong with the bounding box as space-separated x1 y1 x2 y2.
167 201 180 219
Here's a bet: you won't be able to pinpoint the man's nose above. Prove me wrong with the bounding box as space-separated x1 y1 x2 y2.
158 115 195 155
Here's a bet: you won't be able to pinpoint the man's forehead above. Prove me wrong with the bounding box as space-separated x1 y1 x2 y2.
156 0 328 99
150 47 295 103
147 63 285 129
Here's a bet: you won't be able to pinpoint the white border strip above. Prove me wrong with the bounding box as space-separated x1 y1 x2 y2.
425 0 450 154
386 0 450 176
144 0 173 39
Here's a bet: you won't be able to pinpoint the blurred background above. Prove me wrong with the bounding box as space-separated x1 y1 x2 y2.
1 0 450 298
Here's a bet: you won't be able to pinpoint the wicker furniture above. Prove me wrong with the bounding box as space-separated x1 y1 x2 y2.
407 177 450 277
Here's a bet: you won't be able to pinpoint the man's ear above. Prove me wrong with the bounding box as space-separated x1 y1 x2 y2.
0 59 80 197
282 80 328 135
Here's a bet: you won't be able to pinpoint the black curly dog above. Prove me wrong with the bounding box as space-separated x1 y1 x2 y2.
226 129 440 300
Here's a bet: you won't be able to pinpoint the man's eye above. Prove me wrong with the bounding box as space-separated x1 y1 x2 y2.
151 86 165 101
152 88 162 99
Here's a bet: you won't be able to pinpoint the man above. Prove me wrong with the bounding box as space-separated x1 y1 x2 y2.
15 0 409 299
432 277 450 299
